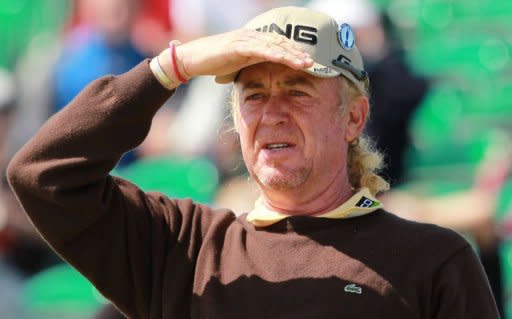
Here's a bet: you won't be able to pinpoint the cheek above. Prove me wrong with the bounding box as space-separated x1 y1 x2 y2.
237 126 256 165
237 106 258 131
237 129 250 151
318 121 347 156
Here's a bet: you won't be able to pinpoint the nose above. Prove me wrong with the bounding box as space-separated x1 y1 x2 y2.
261 94 288 126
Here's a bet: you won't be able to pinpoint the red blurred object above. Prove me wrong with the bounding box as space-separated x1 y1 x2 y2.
63 0 173 54
133 0 174 53
140 0 172 30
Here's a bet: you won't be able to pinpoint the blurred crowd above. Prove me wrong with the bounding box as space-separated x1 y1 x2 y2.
0 0 511 318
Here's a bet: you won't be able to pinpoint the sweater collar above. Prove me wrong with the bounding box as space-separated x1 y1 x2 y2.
247 188 383 227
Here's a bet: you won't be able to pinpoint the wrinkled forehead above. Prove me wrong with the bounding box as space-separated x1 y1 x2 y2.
234 62 334 91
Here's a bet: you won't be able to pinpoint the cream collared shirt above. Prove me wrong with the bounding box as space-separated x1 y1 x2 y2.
247 188 382 227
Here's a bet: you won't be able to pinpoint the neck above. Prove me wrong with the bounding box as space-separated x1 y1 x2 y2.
258 170 354 216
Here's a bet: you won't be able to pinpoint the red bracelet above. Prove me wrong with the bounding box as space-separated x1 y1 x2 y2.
169 40 189 83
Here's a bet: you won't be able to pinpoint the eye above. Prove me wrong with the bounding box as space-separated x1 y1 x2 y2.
289 90 308 97
245 93 265 101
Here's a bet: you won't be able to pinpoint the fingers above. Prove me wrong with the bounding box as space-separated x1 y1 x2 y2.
234 29 314 69
254 31 314 68
175 29 315 78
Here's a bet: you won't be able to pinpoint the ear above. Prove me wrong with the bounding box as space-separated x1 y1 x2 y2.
344 96 369 143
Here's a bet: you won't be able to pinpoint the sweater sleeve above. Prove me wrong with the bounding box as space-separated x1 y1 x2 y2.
6 60 201 318
431 245 500 319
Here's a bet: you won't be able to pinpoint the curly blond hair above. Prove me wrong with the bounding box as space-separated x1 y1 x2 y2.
230 75 389 196
342 78 389 195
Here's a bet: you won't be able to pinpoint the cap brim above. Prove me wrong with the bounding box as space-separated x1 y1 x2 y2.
215 72 237 84
214 61 366 94
305 62 365 93
214 61 342 85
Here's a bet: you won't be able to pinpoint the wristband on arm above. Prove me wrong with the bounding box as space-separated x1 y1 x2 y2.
149 57 177 90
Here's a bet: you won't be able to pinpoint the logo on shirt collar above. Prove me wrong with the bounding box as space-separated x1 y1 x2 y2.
344 283 363 294
356 196 376 208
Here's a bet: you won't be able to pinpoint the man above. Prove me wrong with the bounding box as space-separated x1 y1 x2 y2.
7 6 499 319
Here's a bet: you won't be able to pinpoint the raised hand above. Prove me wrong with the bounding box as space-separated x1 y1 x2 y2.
158 29 314 83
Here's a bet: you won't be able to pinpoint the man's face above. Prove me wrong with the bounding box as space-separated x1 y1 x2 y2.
234 63 352 196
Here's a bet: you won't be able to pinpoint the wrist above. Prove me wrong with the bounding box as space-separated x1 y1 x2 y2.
157 49 174 80
154 42 191 86
150 52 180 90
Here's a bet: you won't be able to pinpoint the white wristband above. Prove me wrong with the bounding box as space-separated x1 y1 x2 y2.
149 56 178 90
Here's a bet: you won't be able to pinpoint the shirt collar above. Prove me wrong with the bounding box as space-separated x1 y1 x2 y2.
246 188 382 227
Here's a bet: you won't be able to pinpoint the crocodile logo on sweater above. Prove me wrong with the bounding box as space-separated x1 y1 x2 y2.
344 283 362 294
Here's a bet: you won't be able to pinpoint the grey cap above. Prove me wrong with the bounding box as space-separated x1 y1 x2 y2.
215 6 369 92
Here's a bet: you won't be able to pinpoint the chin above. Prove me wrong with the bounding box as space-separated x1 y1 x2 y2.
256 166 309 191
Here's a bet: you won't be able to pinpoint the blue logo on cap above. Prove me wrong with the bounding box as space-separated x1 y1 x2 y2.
338 23 355 50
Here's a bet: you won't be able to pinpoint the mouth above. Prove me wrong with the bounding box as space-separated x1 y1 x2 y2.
264 143 295 150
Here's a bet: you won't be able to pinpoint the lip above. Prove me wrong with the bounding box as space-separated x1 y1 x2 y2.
263 144 296 151
257 137 295 147
260 149 296 162
258 141 297 151
258 143 298 161
263 142 296 149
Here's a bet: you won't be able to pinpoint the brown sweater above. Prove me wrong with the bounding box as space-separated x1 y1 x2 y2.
7 60 499 319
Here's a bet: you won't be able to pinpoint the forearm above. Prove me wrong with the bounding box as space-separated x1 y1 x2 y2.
4 59 179 317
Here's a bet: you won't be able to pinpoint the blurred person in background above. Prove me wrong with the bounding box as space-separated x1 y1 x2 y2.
53 0 145 167
7 5 499 318
308 0 506 315
54 0 144 112
132 0 174 55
